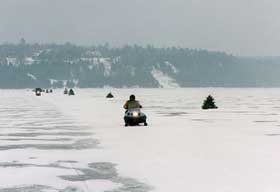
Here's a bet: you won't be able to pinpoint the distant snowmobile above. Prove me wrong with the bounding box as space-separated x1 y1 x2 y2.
124 108 148 126
63 88 68 95
35 88 42 96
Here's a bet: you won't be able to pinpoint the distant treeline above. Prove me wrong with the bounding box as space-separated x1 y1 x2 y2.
0 40 280 88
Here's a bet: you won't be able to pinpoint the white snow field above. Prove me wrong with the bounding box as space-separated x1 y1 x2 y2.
1 88 280 192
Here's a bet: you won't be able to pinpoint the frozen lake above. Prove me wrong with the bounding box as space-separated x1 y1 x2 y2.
1 88 280 192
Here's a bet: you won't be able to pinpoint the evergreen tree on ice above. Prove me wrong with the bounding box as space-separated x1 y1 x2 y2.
202 95 218 109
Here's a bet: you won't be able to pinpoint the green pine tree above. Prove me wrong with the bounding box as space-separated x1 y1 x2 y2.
202 95 218 109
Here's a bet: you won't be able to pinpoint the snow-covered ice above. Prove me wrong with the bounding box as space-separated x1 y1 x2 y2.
1 88 280 192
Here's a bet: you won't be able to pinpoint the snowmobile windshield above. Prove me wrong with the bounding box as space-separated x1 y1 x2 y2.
127 108 141 113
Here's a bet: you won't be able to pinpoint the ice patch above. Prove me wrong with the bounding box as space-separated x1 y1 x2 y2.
0 90 151 192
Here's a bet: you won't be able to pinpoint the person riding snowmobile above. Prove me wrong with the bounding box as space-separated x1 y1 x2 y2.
123 95 142 110
123 95 147 126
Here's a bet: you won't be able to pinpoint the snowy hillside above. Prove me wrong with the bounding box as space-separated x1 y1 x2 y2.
1 88 280 192
2 43 280 88
151 68 179 88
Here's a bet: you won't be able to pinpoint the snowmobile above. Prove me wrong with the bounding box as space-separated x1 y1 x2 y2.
63 88 68 95
35 88 42 96
124 108 148 126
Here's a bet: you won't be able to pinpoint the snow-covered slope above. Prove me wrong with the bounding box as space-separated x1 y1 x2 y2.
1 88 280 192
164 61 178 74
151 68 179 88
27 73 37 80
82 57 112 77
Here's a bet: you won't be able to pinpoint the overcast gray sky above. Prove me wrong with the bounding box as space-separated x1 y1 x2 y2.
0 0 279 56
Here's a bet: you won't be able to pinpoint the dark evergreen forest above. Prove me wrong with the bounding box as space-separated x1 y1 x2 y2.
0 41 280 88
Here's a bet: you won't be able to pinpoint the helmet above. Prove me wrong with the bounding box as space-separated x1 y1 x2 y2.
129 94 135 101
